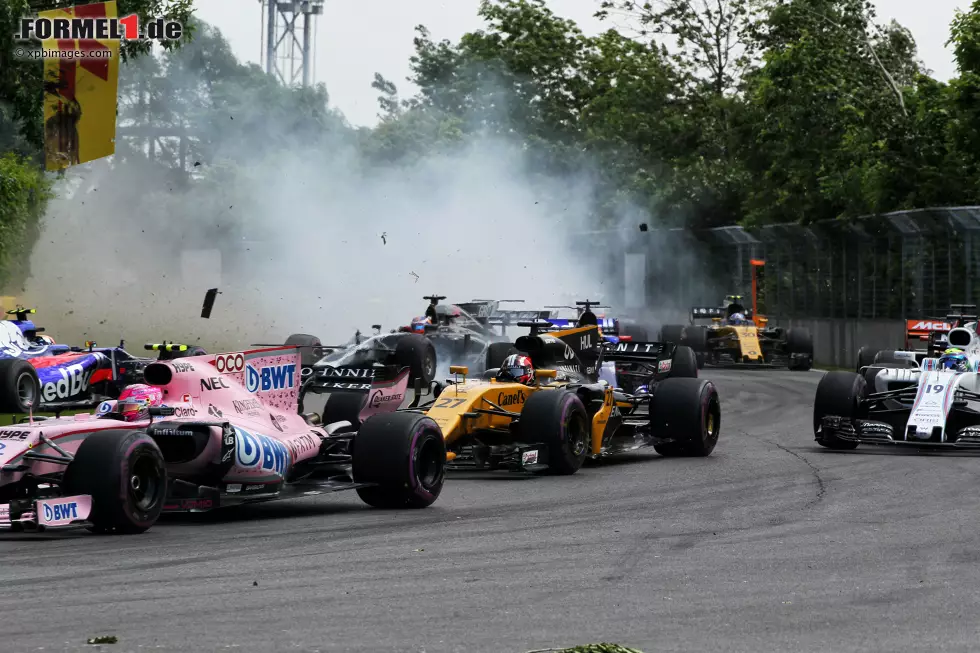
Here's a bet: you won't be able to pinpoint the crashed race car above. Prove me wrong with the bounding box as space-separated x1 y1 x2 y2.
660 295 813 370
397 319 719 475
0 344 444 534
815 324 980 450
0 307 206 414
854 304 978 371
280 296 551 387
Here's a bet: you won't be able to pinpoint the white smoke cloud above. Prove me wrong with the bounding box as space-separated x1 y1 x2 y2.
21 27 719 353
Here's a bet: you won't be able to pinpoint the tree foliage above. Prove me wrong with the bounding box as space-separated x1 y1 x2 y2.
368 0 980 226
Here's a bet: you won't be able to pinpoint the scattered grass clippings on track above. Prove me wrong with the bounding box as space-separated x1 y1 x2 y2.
526 645 644 653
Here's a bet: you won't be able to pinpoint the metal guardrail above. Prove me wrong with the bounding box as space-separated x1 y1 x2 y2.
577 206 980 320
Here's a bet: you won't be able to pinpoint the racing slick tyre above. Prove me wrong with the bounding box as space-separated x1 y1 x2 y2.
620 324 650 341
285 333 324 368
873 350 917 368
485 342 518 371
856 346 879 372
786 328 814 371
813 371 865 450
684 325 709 352
669 345 698 378
322 391 367 426
62 429 167 534
353 412 446 508
394 334 437 385
862 365 886 390
519 390 590 475
650 378 720 457
660 325 686 346
0 359 40 413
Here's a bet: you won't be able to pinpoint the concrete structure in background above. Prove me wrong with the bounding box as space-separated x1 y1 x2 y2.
768 317 907 369
260 0 324 87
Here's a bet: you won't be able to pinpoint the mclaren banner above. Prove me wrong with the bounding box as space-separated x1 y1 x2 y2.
40 1 120 171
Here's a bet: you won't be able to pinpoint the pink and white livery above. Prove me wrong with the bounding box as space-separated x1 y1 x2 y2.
0 344 447 534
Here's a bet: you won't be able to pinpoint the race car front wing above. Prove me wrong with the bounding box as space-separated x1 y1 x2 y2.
0 494 93 532
818 415 980 449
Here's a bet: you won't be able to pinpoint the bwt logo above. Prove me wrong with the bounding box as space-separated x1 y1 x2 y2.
42 363 93 401
43 501 78 524
234 426 290 476
246 363 296 393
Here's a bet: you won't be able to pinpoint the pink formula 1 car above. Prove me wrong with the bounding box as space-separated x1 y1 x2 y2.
0 345 447 534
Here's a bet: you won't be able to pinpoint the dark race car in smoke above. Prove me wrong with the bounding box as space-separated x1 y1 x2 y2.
280 296 551 390
0 307 206 414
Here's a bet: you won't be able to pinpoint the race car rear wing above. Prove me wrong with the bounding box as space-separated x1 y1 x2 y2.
690 307 726 321
300 360 409 391
601 340 672 362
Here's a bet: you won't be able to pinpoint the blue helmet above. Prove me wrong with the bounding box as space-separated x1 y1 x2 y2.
939 348 970 372
728 312 747 325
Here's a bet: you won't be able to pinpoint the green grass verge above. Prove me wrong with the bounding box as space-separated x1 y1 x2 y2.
0 408 90 426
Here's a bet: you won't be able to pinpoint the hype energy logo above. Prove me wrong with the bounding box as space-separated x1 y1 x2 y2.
234 426 290 477
245 363 296 394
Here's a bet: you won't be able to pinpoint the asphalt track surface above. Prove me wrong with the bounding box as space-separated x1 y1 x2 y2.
4 368 980 652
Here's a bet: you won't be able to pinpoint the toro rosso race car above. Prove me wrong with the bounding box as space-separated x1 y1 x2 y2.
0 344 443 534
855 304 978 371
401 320 718 475
0 307 206 414
660 295 813 370
815 324 980 450
542 301 653 342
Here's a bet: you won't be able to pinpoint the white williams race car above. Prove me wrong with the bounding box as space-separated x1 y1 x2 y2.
814 325 980 449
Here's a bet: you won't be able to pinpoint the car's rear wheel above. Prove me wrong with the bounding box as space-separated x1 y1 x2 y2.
660 324 685 346
394 334 437 385
62 429 167 534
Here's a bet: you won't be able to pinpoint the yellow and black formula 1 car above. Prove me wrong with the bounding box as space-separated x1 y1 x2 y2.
660 295 813 370
365 321 721 475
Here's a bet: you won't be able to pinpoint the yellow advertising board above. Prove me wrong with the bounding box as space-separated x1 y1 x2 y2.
40 1 120 171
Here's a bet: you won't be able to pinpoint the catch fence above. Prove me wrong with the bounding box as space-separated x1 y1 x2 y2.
581 206 980 320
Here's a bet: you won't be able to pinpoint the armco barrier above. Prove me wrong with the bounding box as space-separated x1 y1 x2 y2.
768 318 907 369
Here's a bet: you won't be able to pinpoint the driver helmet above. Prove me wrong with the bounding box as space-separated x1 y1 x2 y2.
35 334 55 345
496 354 535 385
728 312 747 325
939 348 971 372
410 316 432 333
114 384 165 422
